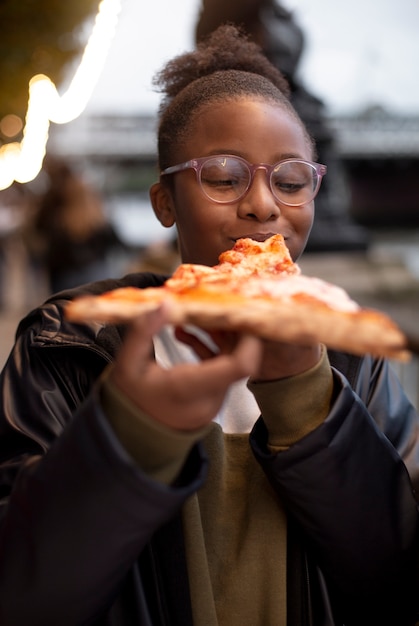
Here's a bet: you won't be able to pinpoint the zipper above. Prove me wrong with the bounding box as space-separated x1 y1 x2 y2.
302 549 314 626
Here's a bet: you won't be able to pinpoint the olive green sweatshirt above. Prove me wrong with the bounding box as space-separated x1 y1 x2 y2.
100 346 333 625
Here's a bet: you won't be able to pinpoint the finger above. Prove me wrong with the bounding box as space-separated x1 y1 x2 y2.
114 303 171 372
233 334 263 377
183 333 262 394
174 326 218 360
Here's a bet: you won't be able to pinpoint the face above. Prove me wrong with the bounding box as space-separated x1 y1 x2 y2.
151 98 315 266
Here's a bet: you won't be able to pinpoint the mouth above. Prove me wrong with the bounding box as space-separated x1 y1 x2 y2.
233 232 283 243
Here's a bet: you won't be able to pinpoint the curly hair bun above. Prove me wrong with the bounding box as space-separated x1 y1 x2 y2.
153 24 290 101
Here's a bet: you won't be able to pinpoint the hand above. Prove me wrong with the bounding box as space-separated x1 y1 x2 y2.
175 327 322 383
110 304 263 431
250 340 322 382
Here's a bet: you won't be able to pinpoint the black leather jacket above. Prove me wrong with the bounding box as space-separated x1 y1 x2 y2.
0 272 418 626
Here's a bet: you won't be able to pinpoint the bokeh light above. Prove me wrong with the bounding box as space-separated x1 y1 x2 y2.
0 0 122 191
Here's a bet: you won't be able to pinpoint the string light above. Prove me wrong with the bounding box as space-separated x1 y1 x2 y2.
0 0 122 191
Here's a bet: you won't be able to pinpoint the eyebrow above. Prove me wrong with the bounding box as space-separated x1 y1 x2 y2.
205 151 307 162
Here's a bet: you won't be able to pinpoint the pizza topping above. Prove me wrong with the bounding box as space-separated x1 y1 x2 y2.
238 275 360 312
64 233 410 361
217 235 298 277
166 234 300 293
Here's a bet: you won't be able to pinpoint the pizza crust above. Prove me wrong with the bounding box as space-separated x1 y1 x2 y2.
65 288 409 361
197 303 407 360
65 235 410 361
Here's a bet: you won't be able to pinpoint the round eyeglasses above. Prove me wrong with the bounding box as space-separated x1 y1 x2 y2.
161 155 327 207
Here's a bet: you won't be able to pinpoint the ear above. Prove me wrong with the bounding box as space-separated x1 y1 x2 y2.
150 182 176 228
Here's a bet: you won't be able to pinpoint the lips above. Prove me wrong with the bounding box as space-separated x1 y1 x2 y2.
233 232 282 243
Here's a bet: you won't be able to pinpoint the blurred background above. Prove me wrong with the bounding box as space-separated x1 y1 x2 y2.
0 0 418 403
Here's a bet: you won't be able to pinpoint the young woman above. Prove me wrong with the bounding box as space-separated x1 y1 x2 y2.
0 25 418 626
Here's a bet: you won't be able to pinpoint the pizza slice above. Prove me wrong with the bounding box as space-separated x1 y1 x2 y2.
65 235 410 361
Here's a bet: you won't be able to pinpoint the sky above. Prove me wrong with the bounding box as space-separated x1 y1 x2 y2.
84 0 419 117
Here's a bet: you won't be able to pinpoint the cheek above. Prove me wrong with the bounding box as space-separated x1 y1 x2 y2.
289 203 315 234
299 209 315 249
173 202 214 250
303 206 315 232
175 206 213 236
286 205 314 259
173 187 223 232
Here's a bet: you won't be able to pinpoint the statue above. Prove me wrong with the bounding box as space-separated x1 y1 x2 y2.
196 0 369 252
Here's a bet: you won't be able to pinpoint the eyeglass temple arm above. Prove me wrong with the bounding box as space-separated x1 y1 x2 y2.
161 160 197 176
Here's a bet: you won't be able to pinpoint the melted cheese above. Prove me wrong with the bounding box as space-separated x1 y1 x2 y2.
241 275 359 312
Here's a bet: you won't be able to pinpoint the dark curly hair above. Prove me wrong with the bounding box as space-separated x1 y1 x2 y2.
152 24 314 169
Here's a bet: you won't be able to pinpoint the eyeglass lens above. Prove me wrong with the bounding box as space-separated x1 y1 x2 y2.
199 156 319 206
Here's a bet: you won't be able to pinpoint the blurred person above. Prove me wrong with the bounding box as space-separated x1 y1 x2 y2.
0 25 418 626
196 0 370 252
0 182 38 310
131 235 180 274
28 155 122 293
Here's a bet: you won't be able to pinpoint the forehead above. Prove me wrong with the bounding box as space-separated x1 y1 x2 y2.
179 97 312 161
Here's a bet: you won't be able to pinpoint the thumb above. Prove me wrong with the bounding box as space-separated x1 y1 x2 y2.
114 303 171 372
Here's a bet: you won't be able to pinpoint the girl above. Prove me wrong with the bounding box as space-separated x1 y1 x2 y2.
0 25 418 626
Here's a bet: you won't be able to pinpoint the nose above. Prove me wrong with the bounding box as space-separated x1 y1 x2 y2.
237 168 281 222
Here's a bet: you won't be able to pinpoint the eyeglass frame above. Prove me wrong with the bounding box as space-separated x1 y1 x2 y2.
160 154 327 207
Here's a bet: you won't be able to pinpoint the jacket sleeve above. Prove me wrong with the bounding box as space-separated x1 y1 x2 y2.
250 356 419 625
0 320 207 625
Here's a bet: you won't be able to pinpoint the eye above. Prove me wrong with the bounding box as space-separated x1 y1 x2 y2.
201 159 248 192
202 167 239 188
272 163 313 195
274 179 307 194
